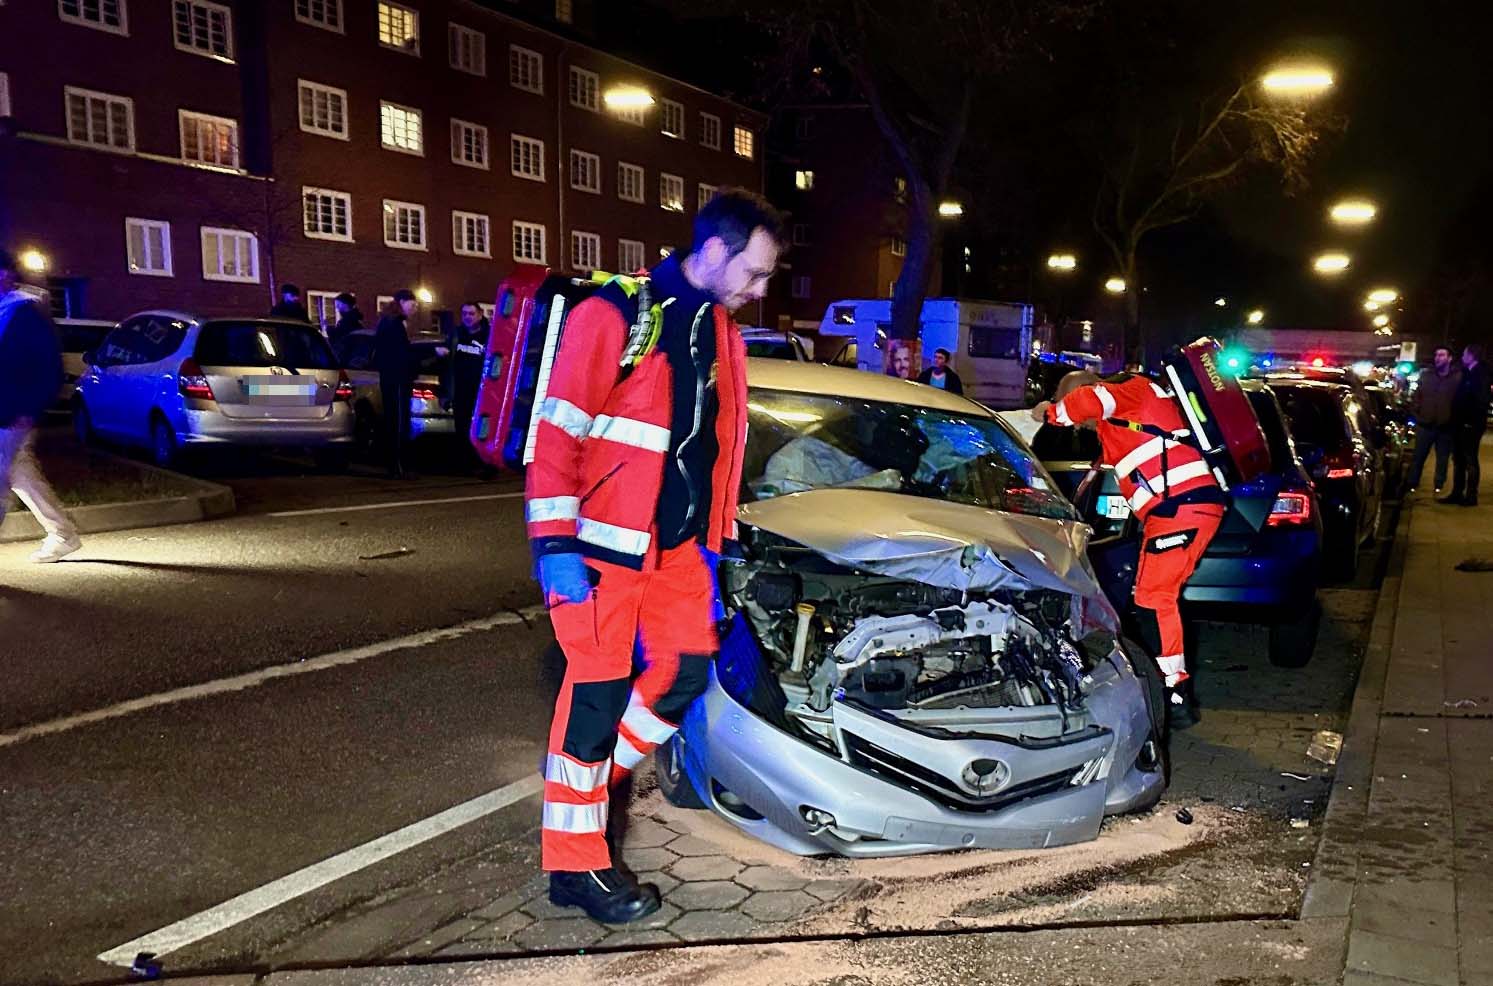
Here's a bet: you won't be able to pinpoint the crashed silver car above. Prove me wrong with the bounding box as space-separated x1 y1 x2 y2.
655 359 1168 857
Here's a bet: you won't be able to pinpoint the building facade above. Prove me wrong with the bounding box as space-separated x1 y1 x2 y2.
0 0 766 328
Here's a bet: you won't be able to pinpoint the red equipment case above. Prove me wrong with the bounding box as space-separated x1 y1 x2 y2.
1160 337 1272 490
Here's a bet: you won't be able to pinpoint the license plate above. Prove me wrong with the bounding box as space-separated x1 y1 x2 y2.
1098 495 1131 519
243 377 320 405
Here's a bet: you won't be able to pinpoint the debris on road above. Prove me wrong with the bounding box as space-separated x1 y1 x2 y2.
129 952 162 980
1175 808 1194 825
1444 698 1479 709
1454 557 1493 572
1289 818 1310 829
1280 771 1311 781
1306 730 1343 766
359 547 416 561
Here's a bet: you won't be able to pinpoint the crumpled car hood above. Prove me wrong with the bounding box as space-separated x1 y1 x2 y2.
737 488 1103 599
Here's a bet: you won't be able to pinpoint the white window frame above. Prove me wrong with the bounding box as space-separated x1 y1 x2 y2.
660 98 684 140
379 100 424 156
200 226 259 283
569 148 600 194
891 237 906 257
733 125 755 160
377 1 420 54
700 112 721 151
614 103 645 127
294 0 343 33
64 86 135 153
618 238 644 274
0 73 9 118
452 210 491 258
306 290 339 334
450 118 489 170
697 183 717 211
512 221 547 263
568 66 599 111
570 230 600 272
509 45 544 95
172 0 234 62
382 199 427 251
178 109 239 170
125 218 172 277
297 79 349 140
792 275 812 300
795 169 815 191
617 161 644 204
58 0 129 35
510 133 545 182
301 186 353 243
659 172 684 213
448 22 485 76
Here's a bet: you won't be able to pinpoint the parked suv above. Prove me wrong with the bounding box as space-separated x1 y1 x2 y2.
73 312 354 468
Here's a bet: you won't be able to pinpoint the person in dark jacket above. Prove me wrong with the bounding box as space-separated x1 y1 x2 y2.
329 292 363 349
374 290 419 478
1408 345 1461 494
451 302 490 467
1443 343 1491 506
270 283 310 322
0 248 81 562
917 347 964 395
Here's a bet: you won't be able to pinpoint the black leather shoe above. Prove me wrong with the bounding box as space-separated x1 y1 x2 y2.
549 868 661 924
1461 498 1478 507
1438 495 1465 505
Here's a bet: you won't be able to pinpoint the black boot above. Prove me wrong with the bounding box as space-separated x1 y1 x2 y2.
1438 494 1465 505
549 868 661 924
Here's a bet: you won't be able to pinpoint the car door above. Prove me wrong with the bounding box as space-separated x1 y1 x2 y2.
83 318 148 439
1343 395 1383 541
126 315 189 438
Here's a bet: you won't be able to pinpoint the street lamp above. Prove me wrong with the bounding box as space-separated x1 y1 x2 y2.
603 88 655 108
416 287 434 304
1104 277 1126 294
1046 253 1077 271
1247 309 1265 325
1214 297 1227 307
19 249 48 274
1367 288 1399 304
1372 313 1390 328
1260 65 1335 96
1330 199 1378 225
937 201 964 218
1364 300 1382 312
1313 252 1351 275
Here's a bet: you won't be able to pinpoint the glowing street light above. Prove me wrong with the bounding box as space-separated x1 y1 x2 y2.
1367 288 1399 304
416 287 434 304
937 201 964 218
1247 309 1265 325
1330 199 1378 225
1364 300 1382 312
1372 314 1390 328
603 87 656 108
1260 66 1335 96
1214 297 1228 307
1046 253 1077 271
1313 252 1351 275
19 249 48 273
1104 277 1126 294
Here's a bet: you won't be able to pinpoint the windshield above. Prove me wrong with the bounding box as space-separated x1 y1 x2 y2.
743 388 1075 520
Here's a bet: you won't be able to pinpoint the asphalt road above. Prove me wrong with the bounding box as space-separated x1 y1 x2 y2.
0 454 1388 986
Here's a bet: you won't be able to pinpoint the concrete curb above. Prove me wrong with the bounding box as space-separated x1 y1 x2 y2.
0 455 235 543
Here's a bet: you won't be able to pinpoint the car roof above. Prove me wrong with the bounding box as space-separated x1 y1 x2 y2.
746 357 993 417
120 310 323 329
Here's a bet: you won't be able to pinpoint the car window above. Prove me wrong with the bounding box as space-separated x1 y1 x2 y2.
97 317 156 367
745 339 794 360
195 321 337 370
968 326 1022 360
410 342 449 379
1246 388 1295 469
742 388 1075 520
59 323 112 354
1274 386 1350 450
338 334 375 369
136 316 188 363
1343 396 1372 443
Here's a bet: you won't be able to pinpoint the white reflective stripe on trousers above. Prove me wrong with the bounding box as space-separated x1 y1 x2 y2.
539 397 594 440
545 754 611 794
613 733 647 771
577 517 651 556
622 690 677 745
589 414 670 453
527 495 580 523
542 800 608 834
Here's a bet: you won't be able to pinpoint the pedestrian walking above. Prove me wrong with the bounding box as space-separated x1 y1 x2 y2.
329 292 363 351
0 248 82 563
1442 343 1490 507
525 189 785 923
1407 345 1460 495
374 290 418 479
270 283 310 322
451 302 489 466
917 347 964 395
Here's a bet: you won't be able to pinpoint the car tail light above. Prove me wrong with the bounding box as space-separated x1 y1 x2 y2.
334 369 353 402
1325 467 1354 479
1267 490 1314 527
411 387 437 401
178 358 214 401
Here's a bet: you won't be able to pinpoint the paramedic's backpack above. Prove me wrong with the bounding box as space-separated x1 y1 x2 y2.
1159 337 1272 489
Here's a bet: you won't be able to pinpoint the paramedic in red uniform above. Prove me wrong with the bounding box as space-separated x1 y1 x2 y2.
525 189 786 923
1034 371 1227 718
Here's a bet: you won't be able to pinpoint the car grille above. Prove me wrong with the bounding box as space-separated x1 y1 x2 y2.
841 732 1083 813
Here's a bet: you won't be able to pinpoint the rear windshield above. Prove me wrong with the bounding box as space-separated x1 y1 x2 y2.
1273 386 1349 450
196 322 337 370
1246 388 1295 469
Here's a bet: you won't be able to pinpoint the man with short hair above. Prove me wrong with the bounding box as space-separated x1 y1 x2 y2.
270 283 310 322
1443 343 1490 506
917 347 964 395
1407 345 1460 495
374 290 419 478
451 302 490 466
526 188 785 923
0 248 82 562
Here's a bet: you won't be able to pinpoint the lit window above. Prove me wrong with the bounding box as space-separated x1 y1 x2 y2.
792 224 810 246
660 99 684 139
618 238 644 273
555 0 573 23
58 0 127 34
125 218 172 277
792 276 811 299
510 45 544 94
179 110 239 169
570 149 600 194
699 112 720 150
510 134 545 181
697 183 717 211
894 176 907 202
380 101 423 155
617 162 644 204
614 101 645 127
64 86 134 152
450 118 488 169
452 211 491 258
891 237 906 257
568 67 599 111
659 173 684 213
795 170 815 191
513 221 546 263
733 126 754 159
298 80 348 139
571 230 600 271
377 2 419 53
172 1 232 60
200 226 259 283
448 23 485 75
382 199 427 250
294 0 342 33
302 187 352 242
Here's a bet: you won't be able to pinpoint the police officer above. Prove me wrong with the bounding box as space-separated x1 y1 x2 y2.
451 302 489 466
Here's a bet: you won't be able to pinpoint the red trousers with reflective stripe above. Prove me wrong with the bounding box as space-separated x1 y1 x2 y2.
1133 503 1226 665
543 541 717 872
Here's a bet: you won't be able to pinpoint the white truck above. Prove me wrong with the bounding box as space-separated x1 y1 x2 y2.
817 297 1038 409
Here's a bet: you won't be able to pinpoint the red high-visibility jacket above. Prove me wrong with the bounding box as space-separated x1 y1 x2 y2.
524 280 748 568
1046 375 1220 520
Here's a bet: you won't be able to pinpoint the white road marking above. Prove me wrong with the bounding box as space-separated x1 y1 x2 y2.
0 607 546 750
266 491 525 518
97 773 545 967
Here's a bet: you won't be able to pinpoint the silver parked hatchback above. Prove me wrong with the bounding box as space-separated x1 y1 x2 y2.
73 311 355 467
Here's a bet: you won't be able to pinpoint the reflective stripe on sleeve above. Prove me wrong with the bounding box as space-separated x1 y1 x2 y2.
541 800 608 834
527 496 580 524
613 734 647 771
1054 400 1074 426
1093 384 1118 419
539 397 594 439
590 414 671 453
577 517 651 556
621 691 677 745
1150 382 1171 399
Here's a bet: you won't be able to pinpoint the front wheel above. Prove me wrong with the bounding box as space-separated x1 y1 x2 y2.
654 734 707 810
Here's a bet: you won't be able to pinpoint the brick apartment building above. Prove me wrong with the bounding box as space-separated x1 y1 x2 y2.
0 0 766 329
